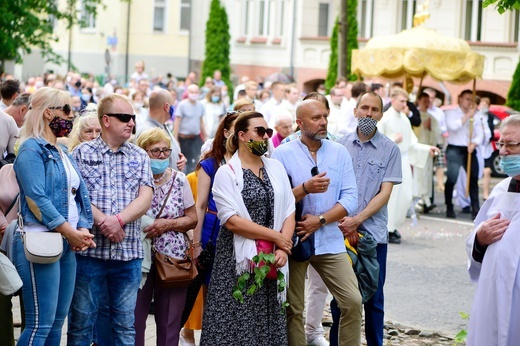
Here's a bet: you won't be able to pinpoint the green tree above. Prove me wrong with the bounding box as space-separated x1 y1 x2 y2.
0 0 106 73
325 17 339 92
200 0 231 92
483 0 520 13
346 0 359 81
483 0 520 108
325 0 358 91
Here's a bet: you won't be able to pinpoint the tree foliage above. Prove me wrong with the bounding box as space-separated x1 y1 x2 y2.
325 17 339 92
200 0 231 91
507 51 520 110
346 0 359 81
325 0 358 91
0 0 105 71
483 0 520 14
483 0 520 108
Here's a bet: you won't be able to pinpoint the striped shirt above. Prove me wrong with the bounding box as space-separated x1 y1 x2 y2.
73 136 154 261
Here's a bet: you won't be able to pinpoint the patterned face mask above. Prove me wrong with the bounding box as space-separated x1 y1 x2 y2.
49 116 74 138
358 117 378 136
245 139 269 156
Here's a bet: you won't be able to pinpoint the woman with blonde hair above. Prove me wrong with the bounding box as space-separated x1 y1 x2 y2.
13 87 95 345
68 106 102 151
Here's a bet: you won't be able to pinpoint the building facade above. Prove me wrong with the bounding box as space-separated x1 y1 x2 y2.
189 0 519 104
9 0 519 104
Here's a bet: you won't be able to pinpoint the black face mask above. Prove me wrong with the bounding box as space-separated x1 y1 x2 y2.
74 81 82 88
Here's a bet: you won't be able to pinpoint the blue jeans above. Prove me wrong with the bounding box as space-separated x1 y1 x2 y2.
330 244 387 346
67 256 142 346
13 232 76 346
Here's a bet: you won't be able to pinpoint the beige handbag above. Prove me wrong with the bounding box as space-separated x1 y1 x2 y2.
18 208 63 264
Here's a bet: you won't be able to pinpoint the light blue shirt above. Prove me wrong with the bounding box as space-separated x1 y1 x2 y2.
272 139 358 255
339 130 402 243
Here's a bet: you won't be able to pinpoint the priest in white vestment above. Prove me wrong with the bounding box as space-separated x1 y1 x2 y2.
412 93 441 210
378 88 438 242
466 114 520 346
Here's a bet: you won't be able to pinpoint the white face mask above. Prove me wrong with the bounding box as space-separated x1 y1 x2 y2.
188 93 199 101
133 102 144 110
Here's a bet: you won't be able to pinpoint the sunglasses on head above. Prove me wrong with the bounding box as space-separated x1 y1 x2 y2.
105 113 136 123
49 104 72 115
252 126 274 138
311 166 320 177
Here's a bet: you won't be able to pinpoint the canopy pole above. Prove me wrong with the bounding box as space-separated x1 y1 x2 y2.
418 72 425 91
465 78 477 198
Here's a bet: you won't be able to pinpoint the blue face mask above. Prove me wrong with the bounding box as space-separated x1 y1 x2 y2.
211 96 221 103
169 105 175 119
150 158 169 174
500 154 520 178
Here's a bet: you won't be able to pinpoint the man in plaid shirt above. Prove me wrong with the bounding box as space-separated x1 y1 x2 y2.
68 94 154 346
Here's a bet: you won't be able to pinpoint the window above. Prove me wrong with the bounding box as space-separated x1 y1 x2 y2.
180 0 191 32
80 0 96 29
318 3 329 36
277 0 285 36
400 0 417 31
258 0 271 36
513 10 519 42
359 0 374 38
465 0 483 41
243 0 251 35
154 0 166 32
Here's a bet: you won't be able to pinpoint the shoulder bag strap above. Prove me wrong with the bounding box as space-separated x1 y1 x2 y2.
156 170 178 219
5 194 19 217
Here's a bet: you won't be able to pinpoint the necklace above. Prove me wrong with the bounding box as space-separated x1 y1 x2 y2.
153 172 165 183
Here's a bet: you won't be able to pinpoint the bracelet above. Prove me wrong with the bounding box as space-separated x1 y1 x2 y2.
302 182 309 194
115 214 125 229
192 241 202 247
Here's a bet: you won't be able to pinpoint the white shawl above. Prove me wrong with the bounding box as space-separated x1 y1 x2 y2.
212 151 295 287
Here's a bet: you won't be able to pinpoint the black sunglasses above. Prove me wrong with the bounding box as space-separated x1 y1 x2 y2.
252 126 274 138
311 166 319 177
49 104 72 115
106 113 136 123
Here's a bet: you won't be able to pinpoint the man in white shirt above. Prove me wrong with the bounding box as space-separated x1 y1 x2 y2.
282 84 300 120
244 80 263 110
444 90 484 219
0 79 20 111
260 81 289 125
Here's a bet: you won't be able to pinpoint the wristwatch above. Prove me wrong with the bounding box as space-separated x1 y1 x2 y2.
318 214 326 226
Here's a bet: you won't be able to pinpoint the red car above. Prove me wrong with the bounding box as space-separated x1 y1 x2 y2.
441 104 519 176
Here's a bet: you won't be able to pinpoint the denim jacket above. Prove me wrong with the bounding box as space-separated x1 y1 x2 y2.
13 138 93 230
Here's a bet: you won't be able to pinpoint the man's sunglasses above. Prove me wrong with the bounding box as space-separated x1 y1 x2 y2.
311 166 320 177
49 104 72 115
106 113 136 123
252 126 274 138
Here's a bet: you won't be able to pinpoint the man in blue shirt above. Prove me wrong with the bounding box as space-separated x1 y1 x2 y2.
272 99 361 346
330 92 402 346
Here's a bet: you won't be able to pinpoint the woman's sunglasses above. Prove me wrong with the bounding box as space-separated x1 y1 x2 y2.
252 126 274 138
106 113 136 123
49 104 72 115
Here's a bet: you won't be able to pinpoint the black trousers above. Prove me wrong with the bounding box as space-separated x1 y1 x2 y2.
444 145 480 214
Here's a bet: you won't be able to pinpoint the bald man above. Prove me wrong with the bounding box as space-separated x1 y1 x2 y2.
272 100 361 346
135 89 186 171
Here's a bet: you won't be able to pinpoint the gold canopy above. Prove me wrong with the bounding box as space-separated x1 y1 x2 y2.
351 27 485 83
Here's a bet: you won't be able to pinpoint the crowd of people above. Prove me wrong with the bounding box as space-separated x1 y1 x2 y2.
0 60 518 346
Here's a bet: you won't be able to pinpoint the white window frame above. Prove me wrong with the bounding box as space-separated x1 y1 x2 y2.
399 0 416 31
465 0 483 41
358 0 374 38
153 0 167 33
79 0 96 32
317 2 331 37
275 0 285 37
180 0 191 34
257 0 271 36
242 0 252 36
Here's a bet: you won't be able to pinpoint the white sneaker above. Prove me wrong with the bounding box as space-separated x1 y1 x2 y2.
306 336 329 346
179 333 196 346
